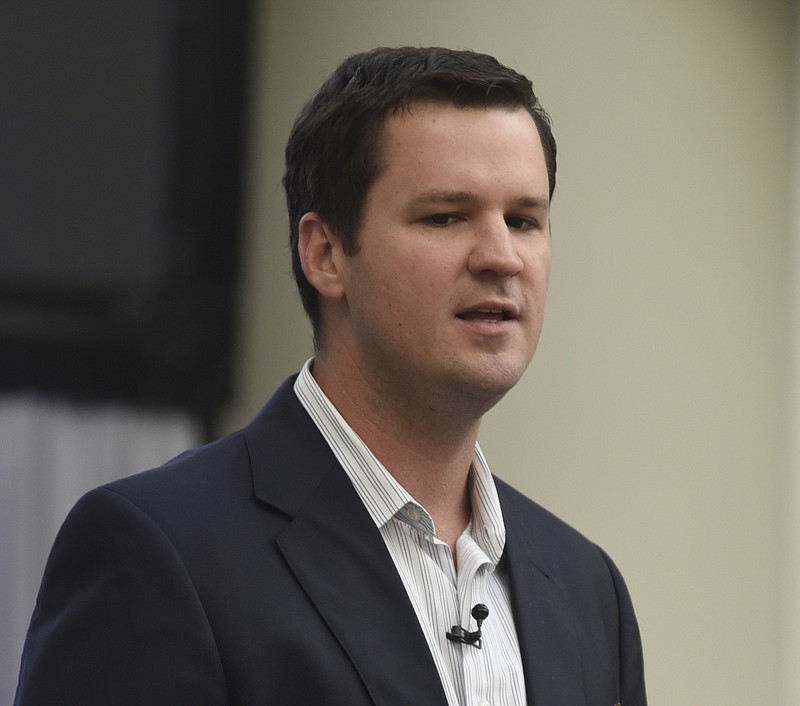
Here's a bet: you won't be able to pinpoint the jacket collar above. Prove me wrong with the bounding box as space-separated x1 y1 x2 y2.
244 376 449 705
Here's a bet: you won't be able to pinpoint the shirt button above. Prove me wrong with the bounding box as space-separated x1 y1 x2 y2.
479 701 491 706
407 506 421 523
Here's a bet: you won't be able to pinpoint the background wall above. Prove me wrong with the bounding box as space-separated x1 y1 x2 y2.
786 0 800 698
221 1 799 704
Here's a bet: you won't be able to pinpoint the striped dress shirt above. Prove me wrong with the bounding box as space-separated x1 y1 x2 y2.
294 360 526 706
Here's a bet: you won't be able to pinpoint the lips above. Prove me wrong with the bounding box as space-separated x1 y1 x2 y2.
456 304 518 322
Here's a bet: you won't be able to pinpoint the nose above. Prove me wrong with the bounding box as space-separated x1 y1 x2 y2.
467 216 524 277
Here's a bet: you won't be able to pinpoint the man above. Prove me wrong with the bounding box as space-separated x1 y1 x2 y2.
15 47 647 705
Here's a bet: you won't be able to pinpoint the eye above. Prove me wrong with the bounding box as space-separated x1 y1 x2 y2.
425 213 459 227
505 216 537 231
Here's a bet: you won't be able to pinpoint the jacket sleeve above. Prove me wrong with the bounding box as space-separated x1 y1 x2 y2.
597 546 648 706
14 487 228 706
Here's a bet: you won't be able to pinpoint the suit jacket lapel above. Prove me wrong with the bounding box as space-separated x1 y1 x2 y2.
245 378 448 706
500 485 586 705
246 378 589 705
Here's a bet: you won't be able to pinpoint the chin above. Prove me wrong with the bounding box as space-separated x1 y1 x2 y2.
447 359 528 405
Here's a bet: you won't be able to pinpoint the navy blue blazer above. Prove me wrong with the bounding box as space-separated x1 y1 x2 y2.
15 376 646 705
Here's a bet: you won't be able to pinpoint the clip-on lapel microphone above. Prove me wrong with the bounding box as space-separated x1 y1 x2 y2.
446 604 489 649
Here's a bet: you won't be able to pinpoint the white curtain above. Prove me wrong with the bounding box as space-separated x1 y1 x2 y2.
0 394 200 705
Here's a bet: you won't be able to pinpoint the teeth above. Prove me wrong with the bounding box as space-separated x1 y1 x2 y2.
464 307 505 322
458 307 512 322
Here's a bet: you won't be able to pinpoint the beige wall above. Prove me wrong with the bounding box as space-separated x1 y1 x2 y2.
221 1 798 703
786 2 800 701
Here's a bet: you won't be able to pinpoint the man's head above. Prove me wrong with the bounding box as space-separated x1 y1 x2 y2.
283 46 556 339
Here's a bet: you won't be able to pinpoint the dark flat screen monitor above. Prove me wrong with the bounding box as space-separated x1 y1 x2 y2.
0 0 250 425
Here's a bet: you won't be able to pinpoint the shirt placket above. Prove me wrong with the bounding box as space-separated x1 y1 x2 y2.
455 532 494 706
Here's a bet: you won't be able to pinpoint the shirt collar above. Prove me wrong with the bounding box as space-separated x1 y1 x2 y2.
293 358 506 564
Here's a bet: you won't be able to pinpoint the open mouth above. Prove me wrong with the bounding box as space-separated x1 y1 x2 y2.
456 307 513 323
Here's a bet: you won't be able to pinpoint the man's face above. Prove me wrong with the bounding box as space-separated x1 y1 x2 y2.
334 102 551 412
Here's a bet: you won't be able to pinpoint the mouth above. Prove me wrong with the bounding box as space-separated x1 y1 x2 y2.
456 306 517 323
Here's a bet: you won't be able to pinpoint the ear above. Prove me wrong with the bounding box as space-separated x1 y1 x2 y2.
298 212 347 300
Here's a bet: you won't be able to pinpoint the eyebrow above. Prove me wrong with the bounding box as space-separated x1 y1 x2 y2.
406 189 550 212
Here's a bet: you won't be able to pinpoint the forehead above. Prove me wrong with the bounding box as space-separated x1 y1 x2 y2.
372 102 549 200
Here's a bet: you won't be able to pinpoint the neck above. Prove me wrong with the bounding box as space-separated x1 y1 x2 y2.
311 353 480 549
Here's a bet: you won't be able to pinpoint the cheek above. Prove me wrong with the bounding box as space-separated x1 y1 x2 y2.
541 262 551 294
535 243 552 283
349 262 415 327
522 248 551 288
378 246 446 293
